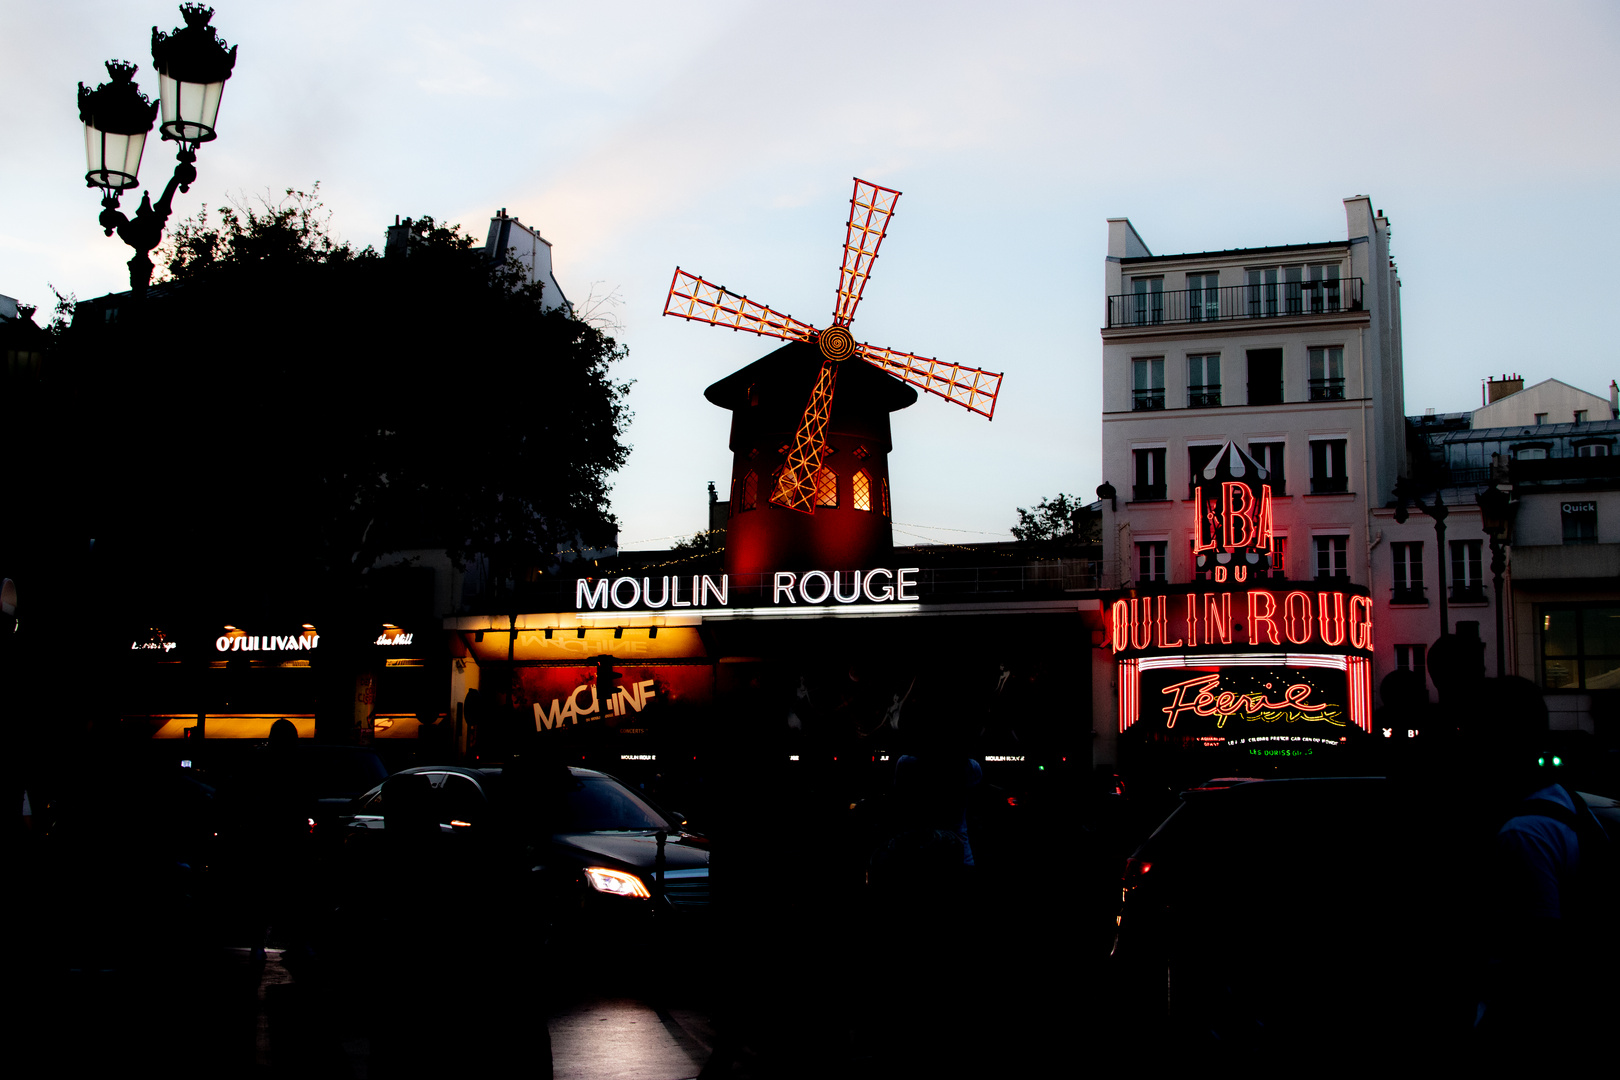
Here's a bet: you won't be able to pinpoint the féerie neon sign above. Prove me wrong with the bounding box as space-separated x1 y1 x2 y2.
1158 671 1344 729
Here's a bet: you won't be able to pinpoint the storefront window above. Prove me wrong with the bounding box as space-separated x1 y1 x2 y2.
1541 605 1620 690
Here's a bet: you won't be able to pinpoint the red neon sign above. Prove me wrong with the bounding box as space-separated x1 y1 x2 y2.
1110 588 1372 656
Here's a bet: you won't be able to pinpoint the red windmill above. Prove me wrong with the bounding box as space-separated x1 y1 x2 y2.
664 179 1003 518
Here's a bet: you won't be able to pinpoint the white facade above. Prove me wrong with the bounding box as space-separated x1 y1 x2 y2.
1094 196 1421 765
485 211 569 312
1474 377 1615 429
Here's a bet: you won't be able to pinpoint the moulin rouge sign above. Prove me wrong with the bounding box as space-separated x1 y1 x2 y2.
575 569 921 611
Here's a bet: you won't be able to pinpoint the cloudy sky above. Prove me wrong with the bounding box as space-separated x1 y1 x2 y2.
5 1 1617 549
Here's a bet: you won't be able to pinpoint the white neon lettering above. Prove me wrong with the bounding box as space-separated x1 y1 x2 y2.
611 577 641 609
863 568 893 602
834 570 862 603
215 636 230 651
897 568 920 601
577 578 608 609
800 570 832 604
643 577 670 609
701 574 728 607
693 576 701 607
774 572 797 604
671 576 691 607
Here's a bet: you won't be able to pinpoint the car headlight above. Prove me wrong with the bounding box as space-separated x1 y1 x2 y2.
583 867 650 898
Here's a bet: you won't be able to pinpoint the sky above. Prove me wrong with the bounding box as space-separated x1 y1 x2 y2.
5 1 1617 550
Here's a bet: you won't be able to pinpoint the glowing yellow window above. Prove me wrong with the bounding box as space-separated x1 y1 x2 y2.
814 468 838 508
852 470 871 511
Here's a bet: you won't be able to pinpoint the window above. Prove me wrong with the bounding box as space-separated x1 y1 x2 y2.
1576 443 1611 458
1310 439 1349 493
1541 605 1620 690
1308 347 1345 400
813 467 838 508
1515 445 1548 461
1392 542 1425 603
1132 448 1167 501
1249 442 1286 495
1246 267 1281 318
1574 410 1589 424
1449 540 1483 601
1132 277 1163 325
1265 536 1288 580
1395 644 1427 682
1187 354 1221 408
1246 349 1283 405
1136 542 1167 583
1187 444 1221 497
1186 272 1220 321
852 470 872 511
1562 500 1597 545
1132 358 1165 411
1314 535 1348 580
739 470 758 512
1534 413 1548 425
1306 263 1342 312
1191 540 1212 581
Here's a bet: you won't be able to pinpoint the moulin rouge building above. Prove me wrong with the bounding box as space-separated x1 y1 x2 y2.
1092 197 1408 778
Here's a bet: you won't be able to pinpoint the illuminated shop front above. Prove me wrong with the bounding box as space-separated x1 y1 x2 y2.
118 619 440 740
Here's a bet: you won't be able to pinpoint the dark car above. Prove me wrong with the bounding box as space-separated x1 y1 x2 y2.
336 765 709 951
1110 777 1483 1052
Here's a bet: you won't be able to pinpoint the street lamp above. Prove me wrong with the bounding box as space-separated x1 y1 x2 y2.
1393 477 1449 640
76 5 236 295
1476 483 1514 677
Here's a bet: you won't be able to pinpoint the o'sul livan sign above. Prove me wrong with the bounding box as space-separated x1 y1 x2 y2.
1193 441 1276 583
1110 578 1376 748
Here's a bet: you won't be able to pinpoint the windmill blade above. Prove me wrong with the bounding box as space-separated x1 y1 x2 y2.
663 269 818 343
771 358 840 515
858 345 1003 420
831 179 901 327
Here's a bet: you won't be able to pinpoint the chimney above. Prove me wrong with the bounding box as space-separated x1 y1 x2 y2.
1486 373 1523 404
1611 379 1618 419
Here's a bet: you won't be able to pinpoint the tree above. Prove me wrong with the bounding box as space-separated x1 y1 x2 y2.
56 188 630 602
1011 493 1087 547
38 188 633 739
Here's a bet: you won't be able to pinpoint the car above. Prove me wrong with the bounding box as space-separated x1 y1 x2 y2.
335 764 710 950
1109 776 1495 1053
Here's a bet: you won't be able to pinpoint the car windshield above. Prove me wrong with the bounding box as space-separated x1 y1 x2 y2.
554 777 670 832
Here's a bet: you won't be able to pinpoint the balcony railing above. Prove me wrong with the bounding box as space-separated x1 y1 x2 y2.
1309 379 1346 401
1132 390 1165 411
1188 389 1222 408
1310 476 1349 494
1108 278 1365 328
1392 586 1427 605
1132 483 1167 502
1450 584 1485 603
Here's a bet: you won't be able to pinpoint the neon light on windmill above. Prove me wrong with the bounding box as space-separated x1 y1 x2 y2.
1189 441 1274 582
663 178 1004 515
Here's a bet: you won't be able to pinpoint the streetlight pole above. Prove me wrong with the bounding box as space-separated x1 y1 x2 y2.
1476 483 1514 677
76 5 236 296
1394 479 1450 640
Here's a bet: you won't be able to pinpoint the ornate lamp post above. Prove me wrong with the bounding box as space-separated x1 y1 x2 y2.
1476 483 1514 677
1393 477 1449 639
77 5 236 295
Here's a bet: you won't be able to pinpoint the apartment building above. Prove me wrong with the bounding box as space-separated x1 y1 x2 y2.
1092 197 1408 768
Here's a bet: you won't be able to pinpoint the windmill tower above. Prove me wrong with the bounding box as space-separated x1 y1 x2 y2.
665 179 1003 578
